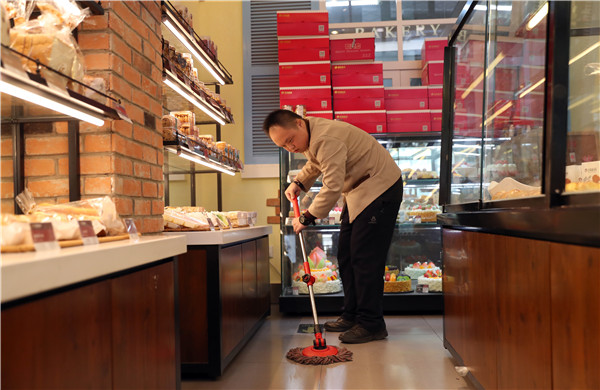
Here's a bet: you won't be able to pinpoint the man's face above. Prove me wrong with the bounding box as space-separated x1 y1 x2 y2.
269 118 309 153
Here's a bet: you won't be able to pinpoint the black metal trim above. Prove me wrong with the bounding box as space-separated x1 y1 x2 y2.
68 121 80 201
77 1 104 15
439 45 456 206
12 122 25 214
449 0 478 46
443 202 480 213
189 161 196 207
164 150 170 206
372 132 443 141
544 1 571 208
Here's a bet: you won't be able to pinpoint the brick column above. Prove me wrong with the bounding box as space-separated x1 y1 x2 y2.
0 1 165 233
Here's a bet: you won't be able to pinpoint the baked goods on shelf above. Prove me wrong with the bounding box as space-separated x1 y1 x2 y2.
292 247 342 294
163 207 254 231
417 269 443 292
406 204 441 222
403 260 440 280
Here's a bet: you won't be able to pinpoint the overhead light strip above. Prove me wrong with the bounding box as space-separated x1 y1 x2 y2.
163 71 226 125
461 53 505 99
163 12 226 85
0 69 105 126
569 41 600 65
165 146 236 176
518 77 545 98
527 2 548 31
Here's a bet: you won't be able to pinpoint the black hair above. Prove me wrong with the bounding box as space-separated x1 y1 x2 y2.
262 109 303 136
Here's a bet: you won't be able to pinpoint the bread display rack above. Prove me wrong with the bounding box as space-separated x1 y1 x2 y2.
160 0 239 210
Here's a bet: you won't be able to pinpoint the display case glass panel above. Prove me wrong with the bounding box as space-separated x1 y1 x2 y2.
327 1 397 24
450 6 486 204
564 1 600 194
481 0 546 202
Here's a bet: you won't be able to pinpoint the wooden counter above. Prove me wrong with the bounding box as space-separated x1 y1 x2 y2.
1 234 187 390
165 226 272 378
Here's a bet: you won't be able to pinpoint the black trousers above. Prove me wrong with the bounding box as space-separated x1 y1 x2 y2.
337 178 402 332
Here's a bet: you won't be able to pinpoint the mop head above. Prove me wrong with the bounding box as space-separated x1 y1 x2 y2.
286 346 353 365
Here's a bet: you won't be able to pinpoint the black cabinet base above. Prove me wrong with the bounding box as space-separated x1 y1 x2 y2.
279 293 442 314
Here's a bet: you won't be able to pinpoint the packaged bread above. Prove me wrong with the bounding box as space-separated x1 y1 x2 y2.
163 208 210 230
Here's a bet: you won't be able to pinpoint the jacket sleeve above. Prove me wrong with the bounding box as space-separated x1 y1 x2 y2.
305 136 347 219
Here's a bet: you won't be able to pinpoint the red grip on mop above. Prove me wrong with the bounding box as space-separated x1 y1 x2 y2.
304 262 311 275
293 197 300 218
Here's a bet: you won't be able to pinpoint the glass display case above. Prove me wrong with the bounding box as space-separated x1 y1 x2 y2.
442 0 599 210
279 135 443 313
439 1 599 247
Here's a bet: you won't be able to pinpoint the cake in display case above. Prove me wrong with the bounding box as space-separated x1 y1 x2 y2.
279 135 444 312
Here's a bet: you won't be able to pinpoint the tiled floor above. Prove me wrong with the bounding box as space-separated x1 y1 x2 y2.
183 305 471 390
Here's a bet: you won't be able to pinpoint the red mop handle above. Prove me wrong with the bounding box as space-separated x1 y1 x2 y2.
293 197 301 218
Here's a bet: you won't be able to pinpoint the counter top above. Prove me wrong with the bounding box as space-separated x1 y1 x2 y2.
1 234 187 303
164 225 272 246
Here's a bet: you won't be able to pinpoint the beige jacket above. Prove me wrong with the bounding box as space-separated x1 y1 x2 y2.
294 117 402 223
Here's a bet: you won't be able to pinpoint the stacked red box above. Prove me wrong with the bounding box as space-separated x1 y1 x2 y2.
331 62 383 87
515 91 544 119
333 86 385 111
427 86 443 110
280 86 332 111
306 111 334 120
454 113 482 137
421 61 444 86
276 11 329 36
335 111 387 134
278 36 330 62
494 67 518 92
384 87 428 110
277 11 332 114
523 39 546 66
430 109 443 132
421 38 447 63
329 33 376 62
386 110 431 133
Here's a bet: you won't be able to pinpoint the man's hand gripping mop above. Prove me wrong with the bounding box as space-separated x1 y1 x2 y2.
285 197 353 365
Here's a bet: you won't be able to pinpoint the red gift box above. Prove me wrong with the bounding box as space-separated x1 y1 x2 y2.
279 72 330 87
421 37 447 63
277 10 328 23
515 92 544 118
430 109 443 132
332 62 383 75
522 39 546 66
279 61 331 76
454 113 482 136
334 96 385 111
421 61 444 86
332 72 382 87
386 110 431 132
494 67 518 92
455 88 483 115
329 33 375 62
280 86 332 111
306 110 334 119
276 11 329 36
518 65 545 90
428 86 443 110
278 36 330 62
384 87 428 110
333 85 384 100
335 110 387 133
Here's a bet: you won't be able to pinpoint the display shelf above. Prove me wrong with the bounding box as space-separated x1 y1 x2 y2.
162 68 231 125
161 0 233 86
164 225 271 245
164 135 240 176
1 46 128 125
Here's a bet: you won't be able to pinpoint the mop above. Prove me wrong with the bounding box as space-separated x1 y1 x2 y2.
286 198 353 365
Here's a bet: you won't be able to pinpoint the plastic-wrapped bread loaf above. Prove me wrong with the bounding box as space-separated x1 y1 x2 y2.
163 208 210 230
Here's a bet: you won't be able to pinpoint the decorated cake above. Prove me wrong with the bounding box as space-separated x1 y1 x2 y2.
403 260 440 279
417 269 443 292
383 266 412 293
292 247 342 294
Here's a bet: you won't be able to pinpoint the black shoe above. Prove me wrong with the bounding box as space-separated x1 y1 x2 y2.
338 324 388 344
324 317 356 332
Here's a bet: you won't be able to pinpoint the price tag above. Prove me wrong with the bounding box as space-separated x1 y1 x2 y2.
416 284 429 294
30 222 60 252
112 101 132 123
205 214 215 231
78 220 99 245
124 218 140 242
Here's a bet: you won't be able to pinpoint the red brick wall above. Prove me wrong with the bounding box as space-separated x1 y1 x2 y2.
1 1 165 233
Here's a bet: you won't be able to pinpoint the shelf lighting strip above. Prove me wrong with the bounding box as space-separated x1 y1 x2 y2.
163 70 226 125
165 145 236 176
163 8 227 85
0 67 105 126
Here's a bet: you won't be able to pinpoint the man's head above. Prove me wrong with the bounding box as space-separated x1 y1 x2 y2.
262 109 310 153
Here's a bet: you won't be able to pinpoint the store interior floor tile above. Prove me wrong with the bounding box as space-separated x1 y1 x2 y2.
182 305 471 390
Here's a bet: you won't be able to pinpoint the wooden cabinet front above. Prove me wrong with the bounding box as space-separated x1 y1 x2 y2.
443 229 598 389
220 244 245 358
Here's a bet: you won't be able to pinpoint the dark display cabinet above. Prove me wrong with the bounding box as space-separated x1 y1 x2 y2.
278 134 445 313
439 2 599 389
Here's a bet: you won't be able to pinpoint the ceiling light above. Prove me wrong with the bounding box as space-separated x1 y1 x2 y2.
527 2 548 31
